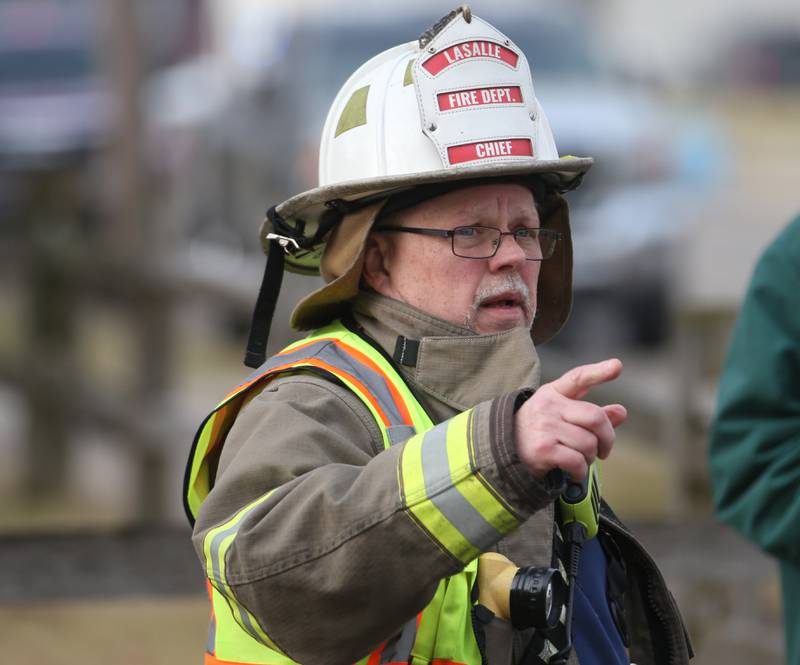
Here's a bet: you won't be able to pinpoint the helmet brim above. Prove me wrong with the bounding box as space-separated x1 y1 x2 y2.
276 156 592 234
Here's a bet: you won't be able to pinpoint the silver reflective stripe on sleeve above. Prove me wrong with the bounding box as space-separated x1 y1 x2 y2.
420 422 503 552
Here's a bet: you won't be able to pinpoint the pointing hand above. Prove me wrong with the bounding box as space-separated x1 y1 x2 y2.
515 359 627 480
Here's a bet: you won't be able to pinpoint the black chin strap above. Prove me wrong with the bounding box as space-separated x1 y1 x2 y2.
244 235 286 368
245 198 364 368
245 206 310 368
243 203 350 368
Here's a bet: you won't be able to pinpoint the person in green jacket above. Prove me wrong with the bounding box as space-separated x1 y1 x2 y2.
709 214 800 665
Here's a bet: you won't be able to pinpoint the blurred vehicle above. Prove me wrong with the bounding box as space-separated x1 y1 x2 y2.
0 0 111 255
0 0 109 172
0 0 111 262
152 2 723 349
0 0 199 170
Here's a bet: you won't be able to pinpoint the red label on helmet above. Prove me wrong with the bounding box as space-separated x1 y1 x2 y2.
437 86 523 111
447 138 533 164
423 41 519 76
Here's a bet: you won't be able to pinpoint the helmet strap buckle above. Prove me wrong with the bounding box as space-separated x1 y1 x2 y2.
265 232 301 254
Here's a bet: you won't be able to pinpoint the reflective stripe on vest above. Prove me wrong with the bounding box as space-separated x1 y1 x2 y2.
185 320 516 665
185 322 425 523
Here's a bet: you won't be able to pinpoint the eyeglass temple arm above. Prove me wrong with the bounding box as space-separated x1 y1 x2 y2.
373 226 453 238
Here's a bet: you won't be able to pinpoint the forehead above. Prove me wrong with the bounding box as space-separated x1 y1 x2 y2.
404 183 537 224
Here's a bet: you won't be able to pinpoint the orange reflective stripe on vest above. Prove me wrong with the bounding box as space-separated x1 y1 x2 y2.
184 331 420 523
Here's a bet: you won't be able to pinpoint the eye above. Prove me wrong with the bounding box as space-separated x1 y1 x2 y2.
454 226 478 237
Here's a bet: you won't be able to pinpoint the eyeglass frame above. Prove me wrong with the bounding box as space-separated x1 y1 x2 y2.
373 224 561 261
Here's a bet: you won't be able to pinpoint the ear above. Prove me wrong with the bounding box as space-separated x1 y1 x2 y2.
361 233 393 294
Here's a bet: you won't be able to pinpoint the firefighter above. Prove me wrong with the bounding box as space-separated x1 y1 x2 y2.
185 7 692 665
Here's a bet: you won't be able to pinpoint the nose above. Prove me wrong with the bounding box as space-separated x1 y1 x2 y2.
487 232 527 271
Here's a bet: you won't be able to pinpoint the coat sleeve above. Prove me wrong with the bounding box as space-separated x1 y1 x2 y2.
709 215 800 562
192 373 560 665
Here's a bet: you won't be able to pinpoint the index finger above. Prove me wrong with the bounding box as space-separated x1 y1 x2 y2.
548 359 623 400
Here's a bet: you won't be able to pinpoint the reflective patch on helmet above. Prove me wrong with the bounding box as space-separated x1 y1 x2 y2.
447 138 533 164
437 85 522 111
403 59 414 87
335 85 370 137
422 40 519 76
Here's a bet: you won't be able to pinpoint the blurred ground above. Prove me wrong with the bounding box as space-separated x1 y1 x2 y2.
0 596 208 665
0 519 783 665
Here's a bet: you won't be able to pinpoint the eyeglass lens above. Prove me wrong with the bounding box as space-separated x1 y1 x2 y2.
452 226 556 260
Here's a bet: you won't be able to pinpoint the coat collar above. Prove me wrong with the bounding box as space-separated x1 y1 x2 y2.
351 292 541 422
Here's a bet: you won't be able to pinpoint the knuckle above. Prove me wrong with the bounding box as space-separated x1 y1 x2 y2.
530 396 559 417
567 366 585 386
536 384 558 401
589 409 607 430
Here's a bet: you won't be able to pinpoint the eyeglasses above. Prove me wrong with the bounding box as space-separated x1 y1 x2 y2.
375 225 560 261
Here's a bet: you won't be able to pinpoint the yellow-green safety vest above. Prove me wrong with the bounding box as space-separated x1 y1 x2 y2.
184 320 522 665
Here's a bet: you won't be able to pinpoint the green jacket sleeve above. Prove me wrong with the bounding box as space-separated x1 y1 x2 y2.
709 215 800 561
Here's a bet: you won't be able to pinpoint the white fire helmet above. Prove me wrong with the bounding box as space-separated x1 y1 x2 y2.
247 6 592 366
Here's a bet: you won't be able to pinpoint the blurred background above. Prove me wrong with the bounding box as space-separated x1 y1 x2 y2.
1 0 798 662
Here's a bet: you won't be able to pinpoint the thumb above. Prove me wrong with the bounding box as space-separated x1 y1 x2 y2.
549 359 623 400
604 403 628 428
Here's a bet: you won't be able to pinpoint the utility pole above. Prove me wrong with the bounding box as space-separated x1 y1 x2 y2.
104 0 173 521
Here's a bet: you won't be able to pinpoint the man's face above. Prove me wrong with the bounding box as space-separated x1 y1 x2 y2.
363 183 542 335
